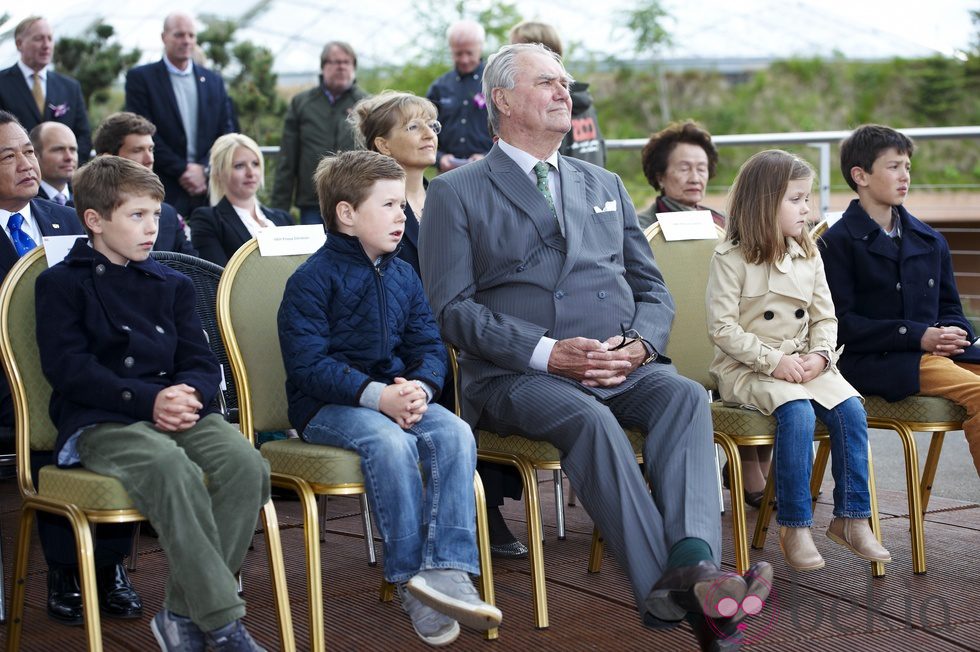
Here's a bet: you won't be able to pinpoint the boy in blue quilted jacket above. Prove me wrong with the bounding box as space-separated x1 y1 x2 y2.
277 150 501 647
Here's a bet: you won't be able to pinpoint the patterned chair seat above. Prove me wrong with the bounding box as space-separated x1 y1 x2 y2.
38 466 135 511
260 439 364 487
710 403 829 438
863 395 966 424
478 428 645 462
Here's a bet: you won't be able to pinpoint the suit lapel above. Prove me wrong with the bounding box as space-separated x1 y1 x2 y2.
556 156 585 284
485 145 563 251
193 64 210 156
2 65 42 122
217 198 252 246
154 61 183 137
32 199 68 236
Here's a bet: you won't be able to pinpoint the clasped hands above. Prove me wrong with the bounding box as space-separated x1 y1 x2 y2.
921 325 972 357
772 353 827 384
153 383 204 432
179 163 208 196
547 336 646 388
380 377 428 429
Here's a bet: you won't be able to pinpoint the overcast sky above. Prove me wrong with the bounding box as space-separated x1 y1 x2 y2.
1 0 976 73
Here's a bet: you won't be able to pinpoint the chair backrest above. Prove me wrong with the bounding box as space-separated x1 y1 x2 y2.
217 239 309 439
151 251 238 415
810 220 829 239
644 222 725 390
0 248 55 494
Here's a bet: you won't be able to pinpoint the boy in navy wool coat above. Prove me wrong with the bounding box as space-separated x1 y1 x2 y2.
819 124 980 478
35 156 271 652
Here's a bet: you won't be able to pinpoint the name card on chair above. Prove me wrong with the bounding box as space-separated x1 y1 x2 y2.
656 210 718 241
256 225 326 256
42 235 87 267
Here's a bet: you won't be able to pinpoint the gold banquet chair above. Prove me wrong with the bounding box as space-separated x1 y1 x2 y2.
449 348 645 629
813 220 964 574
218 240 497 649
1 247 294 652
644 222 887 578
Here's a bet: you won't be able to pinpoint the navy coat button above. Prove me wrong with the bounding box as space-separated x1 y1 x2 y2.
155 325 165 334
555 290 564 299
928 278 934 288
795 309 805 319
764 310 774 320
598 291 607 299
121 325 131 331
896 282 901 291
516 264 525 272
123 356 135 368
121 390 133 401
95 264 106 275
898 326 908 335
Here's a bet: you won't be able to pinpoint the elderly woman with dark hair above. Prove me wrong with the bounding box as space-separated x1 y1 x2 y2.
637 120 725 230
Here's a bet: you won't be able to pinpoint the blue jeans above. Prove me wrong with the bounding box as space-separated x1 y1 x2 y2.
772 397 872 527
302 402 479 583
299 207 324 226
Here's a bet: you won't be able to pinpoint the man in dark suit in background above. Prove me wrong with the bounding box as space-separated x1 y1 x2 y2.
92 111 197 255
124 12 234 217
0 16 92 164
30 122 77 206
0 110 141 626
420 44 770 651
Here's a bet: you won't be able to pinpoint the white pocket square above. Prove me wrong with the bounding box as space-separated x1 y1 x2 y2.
593 200 617 213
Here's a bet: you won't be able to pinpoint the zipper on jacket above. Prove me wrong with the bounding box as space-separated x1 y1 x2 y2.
374 264 389 354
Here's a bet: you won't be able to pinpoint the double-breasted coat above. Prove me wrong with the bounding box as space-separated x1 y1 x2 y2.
707 238 858 415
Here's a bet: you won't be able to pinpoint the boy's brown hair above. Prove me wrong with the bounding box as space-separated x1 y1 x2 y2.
72 156 164 235
726 149 816 265
313 150 405 230
92 112 156 156
839 124 915 193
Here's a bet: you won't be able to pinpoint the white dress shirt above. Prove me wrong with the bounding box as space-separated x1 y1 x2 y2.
231 202 277 238
0 204 43 246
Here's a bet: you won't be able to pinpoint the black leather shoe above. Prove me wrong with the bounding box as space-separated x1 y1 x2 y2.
47 567 83 625
692 613 744 652
689 561 773 651
489 539 529 559
644 560 747 624
96 563 143 619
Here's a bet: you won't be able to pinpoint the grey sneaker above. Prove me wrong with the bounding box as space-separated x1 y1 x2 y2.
150 610 206 652
407 569 502 631
205 619 267 652
397 583 460 647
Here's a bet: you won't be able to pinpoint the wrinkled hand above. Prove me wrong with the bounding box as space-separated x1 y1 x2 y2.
601 335 649 377
921 326 970 357
798 353 828 383
468 153 485 162
153 383 203 432
438 154 457 173
379 377 428 429
179 163 208 196
772 353 805 383
548 337 633 388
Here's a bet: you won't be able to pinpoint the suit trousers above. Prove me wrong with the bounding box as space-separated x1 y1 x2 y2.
76 414 271 631
478 363 720 614
918 354 980 477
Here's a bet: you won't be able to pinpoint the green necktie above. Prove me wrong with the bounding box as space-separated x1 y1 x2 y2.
533 161 557 220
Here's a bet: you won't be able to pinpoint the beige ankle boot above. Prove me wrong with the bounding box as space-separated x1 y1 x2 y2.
779 526 825 571
826 518 892 563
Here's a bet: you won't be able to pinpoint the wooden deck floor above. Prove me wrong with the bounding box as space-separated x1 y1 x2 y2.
1 470 978 651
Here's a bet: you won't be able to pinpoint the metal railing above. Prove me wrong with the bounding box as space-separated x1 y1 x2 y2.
261 125 980 217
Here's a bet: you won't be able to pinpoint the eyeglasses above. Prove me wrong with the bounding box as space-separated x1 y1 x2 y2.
324 59 354 67
404 120 442 135
610 324 642 351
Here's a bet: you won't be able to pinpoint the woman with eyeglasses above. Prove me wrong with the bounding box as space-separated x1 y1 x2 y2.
348 91 441 273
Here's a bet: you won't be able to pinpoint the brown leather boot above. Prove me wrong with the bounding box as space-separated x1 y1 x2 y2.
779 526 825 571
826 518 892 563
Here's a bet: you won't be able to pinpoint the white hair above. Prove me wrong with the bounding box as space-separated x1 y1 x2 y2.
483 42 566 134
447 19 485 44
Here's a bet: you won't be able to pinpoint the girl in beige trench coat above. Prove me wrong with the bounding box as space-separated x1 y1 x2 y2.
706 150 891 572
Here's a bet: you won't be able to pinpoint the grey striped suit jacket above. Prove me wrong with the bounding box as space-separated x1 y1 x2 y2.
420 143 675 426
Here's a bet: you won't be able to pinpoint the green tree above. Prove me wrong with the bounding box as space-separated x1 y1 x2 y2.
52 21 140 107
407 0 522 65
623 0 673 124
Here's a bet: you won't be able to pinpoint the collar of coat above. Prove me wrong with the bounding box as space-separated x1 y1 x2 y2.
838 198 937 260
324 230 402 267
63 238 167 280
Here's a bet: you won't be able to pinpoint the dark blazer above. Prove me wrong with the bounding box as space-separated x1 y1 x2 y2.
420 144 674 425
188 197 293 266
0 200 84 427
0 65 91 163
124 60 234 216
155 201 196 256
397 178 427 275
36 185 73 207
819 199 980 401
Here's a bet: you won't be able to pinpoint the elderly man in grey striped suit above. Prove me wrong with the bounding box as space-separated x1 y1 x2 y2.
420 43 771 651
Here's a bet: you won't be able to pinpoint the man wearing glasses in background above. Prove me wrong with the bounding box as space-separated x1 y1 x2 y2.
271 41 368 225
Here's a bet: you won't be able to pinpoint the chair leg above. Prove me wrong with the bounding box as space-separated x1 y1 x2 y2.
715 443 726 515
73 510 104 651
751 465 777 550
128 522 140 572
0 512 5 624
5 506 36 651
473 472 498 640
259 499 296 652
714 433 748 575
567 482 576 507
318 494 327 544
810 440 831 512
866 445 886 578
275 476 323 652
919 432 946 515
588 527 603 573
553 469 566 540
870 417 926 574
359 494 378 566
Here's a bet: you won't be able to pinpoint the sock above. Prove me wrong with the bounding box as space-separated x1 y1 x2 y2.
666 537 713 571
